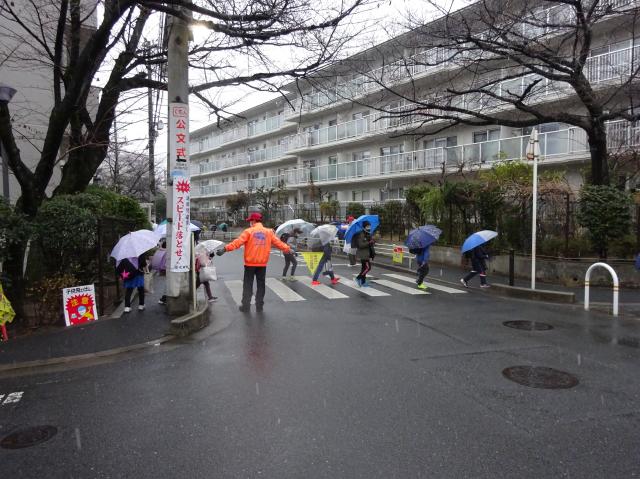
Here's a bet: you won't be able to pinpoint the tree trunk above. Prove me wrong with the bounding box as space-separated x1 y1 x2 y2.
587 122 610 186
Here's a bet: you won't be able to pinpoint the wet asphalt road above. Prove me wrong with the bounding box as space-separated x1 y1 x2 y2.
1 250 640 478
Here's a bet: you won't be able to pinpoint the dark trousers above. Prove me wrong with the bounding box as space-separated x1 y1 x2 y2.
242 266 267 307
196 278 213 299
312 254 334 281
463 260 487 285
356 259 371 281
125 287 145 307
417 262 429 284
283 253 297 276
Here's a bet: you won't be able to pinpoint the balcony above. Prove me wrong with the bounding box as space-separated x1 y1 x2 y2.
194 174 288 198
289 122 638 186
192 142 294 177
290 105 416 151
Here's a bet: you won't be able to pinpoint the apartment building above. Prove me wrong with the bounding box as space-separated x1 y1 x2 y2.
190 0 640 219
0 1 99 203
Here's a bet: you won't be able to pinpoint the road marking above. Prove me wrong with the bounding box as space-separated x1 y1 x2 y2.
1 391 23 405
373 279 430 295
224 280 255 305
265 278 306 302
340 279 390 297
298 277 349 299
384 274 467 294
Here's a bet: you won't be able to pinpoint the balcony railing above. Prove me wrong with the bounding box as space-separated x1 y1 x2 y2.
192 122 640 198
191 113 291 155
195 174 287 197
193 142 293 176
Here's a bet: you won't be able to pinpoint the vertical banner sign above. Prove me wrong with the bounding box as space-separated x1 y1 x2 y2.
169 102 189 173
62 285 98 327
170 172 191 272
392 246 404 264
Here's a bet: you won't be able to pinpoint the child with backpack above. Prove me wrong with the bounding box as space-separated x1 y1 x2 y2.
280 228 301 281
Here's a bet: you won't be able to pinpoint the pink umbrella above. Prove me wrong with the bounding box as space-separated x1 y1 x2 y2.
150 249 167 272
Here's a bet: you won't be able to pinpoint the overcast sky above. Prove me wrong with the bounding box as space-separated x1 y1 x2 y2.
113 0 464 166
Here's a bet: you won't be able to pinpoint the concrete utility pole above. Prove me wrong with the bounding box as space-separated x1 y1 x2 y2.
146 42 156 199
166 11 191 315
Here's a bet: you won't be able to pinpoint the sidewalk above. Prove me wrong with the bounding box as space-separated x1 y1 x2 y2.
0 276 203 366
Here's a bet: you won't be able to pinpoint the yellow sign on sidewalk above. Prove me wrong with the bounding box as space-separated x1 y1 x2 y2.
301 252 324 275
392 246 404 264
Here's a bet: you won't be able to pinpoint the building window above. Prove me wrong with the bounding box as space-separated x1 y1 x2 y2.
351 190 370 201
423 136 457 149
473 129 500 143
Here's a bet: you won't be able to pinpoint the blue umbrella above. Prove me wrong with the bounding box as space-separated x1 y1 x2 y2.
405 225 442 250
344 215 380 244
461 230 498 253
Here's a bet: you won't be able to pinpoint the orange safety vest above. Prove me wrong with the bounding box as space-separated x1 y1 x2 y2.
225 223 290 267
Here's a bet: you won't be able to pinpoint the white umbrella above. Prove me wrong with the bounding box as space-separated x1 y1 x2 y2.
154 222 200 237
110 230 159 261
310 224 338 245
195 240 225 255
275 219 314 237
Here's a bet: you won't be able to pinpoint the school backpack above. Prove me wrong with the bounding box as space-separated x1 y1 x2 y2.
279 232 290 243
409 247 422 255
116 258 138 280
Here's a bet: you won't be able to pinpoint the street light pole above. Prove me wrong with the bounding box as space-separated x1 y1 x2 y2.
527 128 540 291
166 10 191 315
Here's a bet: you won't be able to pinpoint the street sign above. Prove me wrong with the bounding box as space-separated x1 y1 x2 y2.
169 102 189 174
62 284 98 327
169 171 191 272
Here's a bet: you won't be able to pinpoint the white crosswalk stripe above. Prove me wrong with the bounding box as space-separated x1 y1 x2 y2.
383 274 467 294
298 277 349 299
224 280 255 305
265 277 306 302
373 279 430 295
339 279 390 297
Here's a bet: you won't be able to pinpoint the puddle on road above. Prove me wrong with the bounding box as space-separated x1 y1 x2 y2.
502 366 579 389
590 332 640 349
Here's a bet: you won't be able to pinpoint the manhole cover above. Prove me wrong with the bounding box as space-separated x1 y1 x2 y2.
502 366 579 389
503 320 554 331
0 426 58 449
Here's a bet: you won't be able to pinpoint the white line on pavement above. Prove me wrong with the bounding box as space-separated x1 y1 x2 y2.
373 279 430 295
1 391 23 405
266 278 306 302
383 274 467 294
339 279 390 297
298 277 349 299
224 280 255 305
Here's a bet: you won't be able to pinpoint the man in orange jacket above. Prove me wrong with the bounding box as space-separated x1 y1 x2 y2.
217 212 291 312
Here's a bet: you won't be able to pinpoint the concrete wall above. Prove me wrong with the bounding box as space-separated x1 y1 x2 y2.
429 245 639 288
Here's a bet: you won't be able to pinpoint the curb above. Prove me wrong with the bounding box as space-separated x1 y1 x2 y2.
485 283 576 304
0 303 210 374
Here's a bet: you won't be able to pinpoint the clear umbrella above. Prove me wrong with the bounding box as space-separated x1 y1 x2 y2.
154 221 200 237
310 224 338 245
110 230 159 261
275 219 314 237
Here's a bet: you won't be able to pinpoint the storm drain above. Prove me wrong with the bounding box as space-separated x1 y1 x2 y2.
0 426 58 449
502 366 579 389
503 320 554 331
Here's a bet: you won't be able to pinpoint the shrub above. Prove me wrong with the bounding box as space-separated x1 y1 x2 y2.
346 202 365 218
27 273 78 327
577 185 632 258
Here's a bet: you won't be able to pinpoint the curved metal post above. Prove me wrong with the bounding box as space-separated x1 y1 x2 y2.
584 262 619 317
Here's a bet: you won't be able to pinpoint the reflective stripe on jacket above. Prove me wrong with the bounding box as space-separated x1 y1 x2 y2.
225 222 291 266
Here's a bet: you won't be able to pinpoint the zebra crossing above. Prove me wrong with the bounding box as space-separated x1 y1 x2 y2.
219 273 466 306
